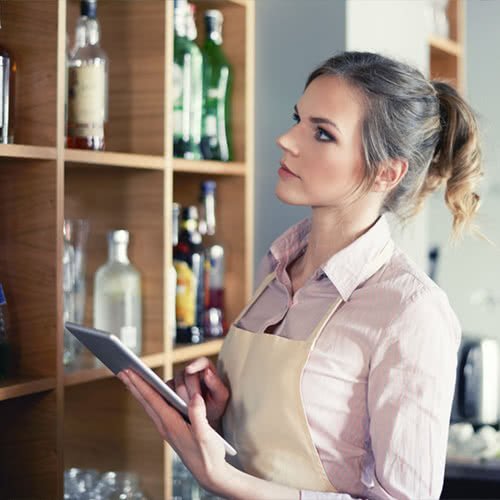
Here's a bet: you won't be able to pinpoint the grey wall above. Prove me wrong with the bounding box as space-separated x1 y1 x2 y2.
428 0 500 338
253 0 346 285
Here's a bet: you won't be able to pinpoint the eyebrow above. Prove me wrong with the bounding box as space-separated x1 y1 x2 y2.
294 105 343 135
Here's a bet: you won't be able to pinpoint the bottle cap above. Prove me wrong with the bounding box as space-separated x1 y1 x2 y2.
182 206 199 221
201 180 216 194
108 230 129 244
172 202 181 215
81 0 97 19
0 284 6 305
205 9 223 22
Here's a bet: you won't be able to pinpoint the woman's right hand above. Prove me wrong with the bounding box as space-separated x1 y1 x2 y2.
170 356 229 431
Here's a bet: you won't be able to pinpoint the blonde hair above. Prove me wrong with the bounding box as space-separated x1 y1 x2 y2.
306 52 484 241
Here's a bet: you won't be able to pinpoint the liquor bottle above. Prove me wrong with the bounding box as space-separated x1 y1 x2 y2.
67 0 108 151
199 181 226 337
201 10 232 162
174 206 205 344
173 0 202 160
0 284 11 379
0 8 16 144
169 203 180 344
94 230 142 354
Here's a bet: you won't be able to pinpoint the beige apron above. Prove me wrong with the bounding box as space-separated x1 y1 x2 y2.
217 240 394 492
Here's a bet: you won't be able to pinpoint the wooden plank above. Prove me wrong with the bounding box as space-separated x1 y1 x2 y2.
173 339 224 364
64 352 165 387
0 377 56 401
0 144 57 160
428 36 461 57
65 149 165 170
173 158 246 175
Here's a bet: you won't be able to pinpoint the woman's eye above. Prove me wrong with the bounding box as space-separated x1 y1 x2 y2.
315 127 335 142
292 112 300 123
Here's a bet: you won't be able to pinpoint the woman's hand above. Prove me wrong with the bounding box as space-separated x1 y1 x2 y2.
118 368 229 494
171 356 230 431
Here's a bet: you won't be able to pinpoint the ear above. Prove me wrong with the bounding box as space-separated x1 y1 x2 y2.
372 158 408 193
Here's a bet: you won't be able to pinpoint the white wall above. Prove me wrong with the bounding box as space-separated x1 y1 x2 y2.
428 0 500 338
253 0 346 285
346 0 432 271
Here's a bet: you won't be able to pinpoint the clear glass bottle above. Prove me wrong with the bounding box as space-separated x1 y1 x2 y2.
173 0 202 160
94 230 142 354
67 0 108 151
169 203 180 344
199 181 226 337
174 206 205 344
0 7 16 144
201 10 232 162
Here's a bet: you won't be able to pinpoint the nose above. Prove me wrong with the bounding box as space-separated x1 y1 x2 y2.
276 127 299 156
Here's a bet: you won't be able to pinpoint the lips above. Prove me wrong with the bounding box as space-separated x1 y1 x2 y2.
280 160 299 178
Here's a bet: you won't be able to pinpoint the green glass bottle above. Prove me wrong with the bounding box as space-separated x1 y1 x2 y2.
201 10 233 162
173 0 202 160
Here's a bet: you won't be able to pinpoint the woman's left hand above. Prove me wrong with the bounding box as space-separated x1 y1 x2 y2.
118 368 229 494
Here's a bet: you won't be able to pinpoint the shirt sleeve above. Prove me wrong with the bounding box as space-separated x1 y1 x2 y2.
301 288 460 500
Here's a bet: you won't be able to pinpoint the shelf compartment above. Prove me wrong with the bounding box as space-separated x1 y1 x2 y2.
65 149 164 170
65 166 164 357
67 0 166 155
173 158 246 176
429 36 461 57
0 144 57 160
0 159 58 379
173 173 246 328
430 44 460 90
64 375 165 498
0 391 58 498
64 352 165 387
0 1 58 147
173 338 224 364
0 376 56 401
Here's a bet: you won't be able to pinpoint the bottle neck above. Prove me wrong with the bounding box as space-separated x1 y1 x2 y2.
181 219 198 234
174 10 187 38
207 29 223 45
203 192 216 236
75 17 100 47
108 242 129 264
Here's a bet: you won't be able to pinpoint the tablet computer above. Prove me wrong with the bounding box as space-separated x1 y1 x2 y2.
65 322 237 457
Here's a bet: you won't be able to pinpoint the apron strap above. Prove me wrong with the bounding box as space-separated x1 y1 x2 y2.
233 271 277 326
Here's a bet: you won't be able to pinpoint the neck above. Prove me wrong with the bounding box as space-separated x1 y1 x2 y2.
296 206 381 279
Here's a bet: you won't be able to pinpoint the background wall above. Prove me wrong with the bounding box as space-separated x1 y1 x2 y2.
428 0 500 339
253 0 346 281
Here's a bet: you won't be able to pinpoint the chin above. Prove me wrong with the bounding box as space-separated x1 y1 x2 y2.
275 183 307 206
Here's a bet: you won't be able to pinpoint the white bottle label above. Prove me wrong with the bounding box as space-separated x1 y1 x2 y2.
68 64 106 136
120 325 137 351
204 115 217 138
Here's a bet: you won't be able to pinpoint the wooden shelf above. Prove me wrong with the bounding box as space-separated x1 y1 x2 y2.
429 36 462 57
0 144 56 160
64 149 165 170
0 376 56 401
173 158 246 176
64 352 165 387
173 339 224 364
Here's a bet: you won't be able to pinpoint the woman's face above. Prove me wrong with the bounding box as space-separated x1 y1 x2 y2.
275 75 367 208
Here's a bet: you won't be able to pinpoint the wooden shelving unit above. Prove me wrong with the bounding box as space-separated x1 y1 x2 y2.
429 0 465 93
0 0 254 498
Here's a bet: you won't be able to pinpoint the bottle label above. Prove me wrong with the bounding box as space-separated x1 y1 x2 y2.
120 325 137 350
174 260 197 327
68 64 106 136
173 63 183 102
207 87 220 100
204 115 217 138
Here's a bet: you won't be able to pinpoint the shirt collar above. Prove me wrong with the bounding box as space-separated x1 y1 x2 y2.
269 214 393 302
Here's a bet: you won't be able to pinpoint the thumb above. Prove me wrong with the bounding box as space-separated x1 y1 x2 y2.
189 393 212 443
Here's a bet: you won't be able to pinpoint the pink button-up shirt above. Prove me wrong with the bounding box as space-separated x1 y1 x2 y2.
237 215 460 499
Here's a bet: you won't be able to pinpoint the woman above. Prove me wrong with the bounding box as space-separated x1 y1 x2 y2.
119 51 483 499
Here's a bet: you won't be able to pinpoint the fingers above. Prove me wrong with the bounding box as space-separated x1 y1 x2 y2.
173 369 190 404
188 393 212 448
185 356 215 375
203 368 229 405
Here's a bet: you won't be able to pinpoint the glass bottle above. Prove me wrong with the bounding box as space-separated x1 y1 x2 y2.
67 0 108 151
94 230 142 355
0 7 16 144
0 284 11 379
174 206 205 344
169 203 180 344
201 10 232 162
199 181 226 337
173 0 202 160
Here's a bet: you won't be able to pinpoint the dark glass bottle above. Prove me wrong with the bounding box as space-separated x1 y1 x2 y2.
0 9 16 144
201 10 232 161
0 284 11 379
173 206 205 344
